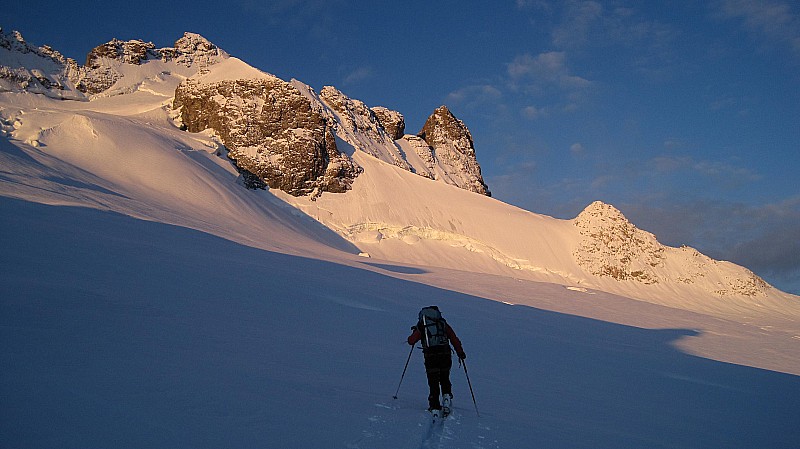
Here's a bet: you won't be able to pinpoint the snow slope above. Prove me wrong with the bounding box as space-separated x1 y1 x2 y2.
3 197 800 449
2 32 800 448
277 149 800 321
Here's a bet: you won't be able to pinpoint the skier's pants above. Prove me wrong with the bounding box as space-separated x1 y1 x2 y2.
423 347 452 408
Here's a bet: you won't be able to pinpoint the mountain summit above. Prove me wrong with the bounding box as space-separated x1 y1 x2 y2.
0 29 227 100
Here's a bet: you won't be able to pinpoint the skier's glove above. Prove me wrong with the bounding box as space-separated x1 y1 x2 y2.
458 351 466 360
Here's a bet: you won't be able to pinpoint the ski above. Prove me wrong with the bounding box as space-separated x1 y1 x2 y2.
430 408 441 423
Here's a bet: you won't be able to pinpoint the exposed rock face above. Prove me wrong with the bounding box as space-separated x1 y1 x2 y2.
319 86 411 170
76 32 227 95
370 106 405 140
673 245 770 297
85 39 154 67
418 106 491 196
573 201 664 284
174 76 360 197
2 29 489 199
78 39 152 94
162 32 225 68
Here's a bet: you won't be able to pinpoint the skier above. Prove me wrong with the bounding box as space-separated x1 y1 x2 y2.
407 306 466 414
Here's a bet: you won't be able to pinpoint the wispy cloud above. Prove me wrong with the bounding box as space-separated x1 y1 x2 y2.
550 1 604 48
446 51 591 116
506 51 593 114
521 1 679 76
521 105 548 120
713 0 800 56
570 142 586 157
651 155 761 184
507 52 592 91
342 66 373 85
445 84 503 106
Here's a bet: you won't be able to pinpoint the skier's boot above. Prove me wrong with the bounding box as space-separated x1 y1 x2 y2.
442 393 452 417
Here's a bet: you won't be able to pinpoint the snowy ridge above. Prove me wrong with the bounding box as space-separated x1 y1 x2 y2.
0 28 85 100
318 84 411 170
574 201 771 298
0 29 227 101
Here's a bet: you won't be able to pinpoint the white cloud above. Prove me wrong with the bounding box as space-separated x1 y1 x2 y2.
521 105 547 120
505 51 593 113
446 84 502 104
342 66 373 85
570 142 585 156
507 52 592 90
551 1 603 48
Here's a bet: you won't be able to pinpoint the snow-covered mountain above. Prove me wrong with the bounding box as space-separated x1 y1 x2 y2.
3 29 800 449
0 29 226 101
1 28 797 319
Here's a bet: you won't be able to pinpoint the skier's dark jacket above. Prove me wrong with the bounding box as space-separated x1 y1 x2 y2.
408 324 466 359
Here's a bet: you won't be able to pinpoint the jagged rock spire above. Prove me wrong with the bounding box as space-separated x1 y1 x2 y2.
418 106 490 196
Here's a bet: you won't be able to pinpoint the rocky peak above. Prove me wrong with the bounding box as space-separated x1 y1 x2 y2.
574 200 628 226
417 106 490 196
77 33 227 95
0 29 83 100
573 201 772 297
173 33 219 57
174 70 360 197
419 106 470 148
85 38 156 68
320 86 387 138
1 29 41 55
370 106 405 140
162 32 228 68
573 201 664 284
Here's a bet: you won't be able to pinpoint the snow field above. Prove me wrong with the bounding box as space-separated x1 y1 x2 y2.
2 198 800 448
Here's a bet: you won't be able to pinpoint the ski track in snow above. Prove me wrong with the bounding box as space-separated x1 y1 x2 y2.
347 401 496 449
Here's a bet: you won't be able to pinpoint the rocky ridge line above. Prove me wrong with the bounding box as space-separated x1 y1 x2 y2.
574 201 771 297
417 105 491 196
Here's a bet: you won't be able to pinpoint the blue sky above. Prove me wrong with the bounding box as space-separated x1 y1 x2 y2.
7 0 800 294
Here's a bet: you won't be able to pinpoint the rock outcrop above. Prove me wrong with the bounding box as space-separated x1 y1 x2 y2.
573 200 771 297
0 28 84 100
573 201 664 284
1 29 227 98
417 106 491 196
75 32 227 95
370 106 405 140
174 75 360 197
318 86 411 170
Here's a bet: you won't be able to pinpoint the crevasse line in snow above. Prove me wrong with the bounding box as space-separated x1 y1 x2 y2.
343 221 581 283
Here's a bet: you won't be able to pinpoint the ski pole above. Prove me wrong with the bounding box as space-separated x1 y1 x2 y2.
462 359 480 417
393 344 415 399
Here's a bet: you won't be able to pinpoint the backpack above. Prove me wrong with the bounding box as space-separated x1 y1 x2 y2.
417 306 449 349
